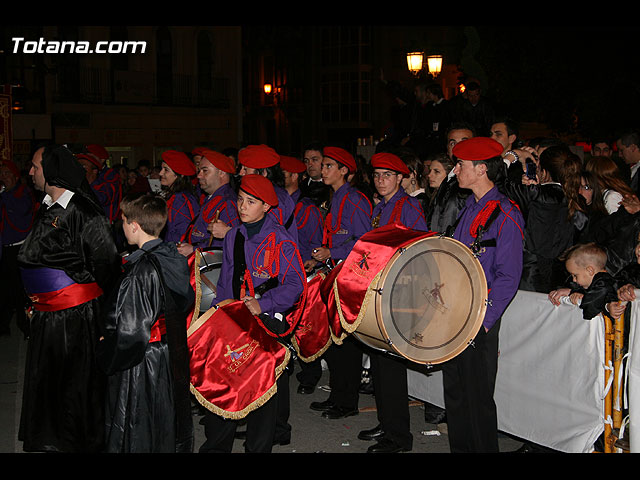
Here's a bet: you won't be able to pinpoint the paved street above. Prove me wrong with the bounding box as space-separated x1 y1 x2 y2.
0 328 524 454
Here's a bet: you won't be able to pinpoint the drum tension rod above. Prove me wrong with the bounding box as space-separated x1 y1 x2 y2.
484 298 492 307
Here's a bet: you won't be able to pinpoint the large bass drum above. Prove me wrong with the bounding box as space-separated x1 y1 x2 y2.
334 225 487 365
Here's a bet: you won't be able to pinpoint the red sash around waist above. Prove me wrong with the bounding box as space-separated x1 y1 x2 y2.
28 281 104 312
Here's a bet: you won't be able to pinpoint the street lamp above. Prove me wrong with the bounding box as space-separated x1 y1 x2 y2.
427 55 442 77
406 52 443 78
406 51 424 75
264 83 273 95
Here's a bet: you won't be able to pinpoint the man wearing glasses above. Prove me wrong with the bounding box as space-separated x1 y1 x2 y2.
358 151 428 453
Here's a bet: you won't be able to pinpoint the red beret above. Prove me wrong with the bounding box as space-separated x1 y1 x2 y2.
200 148 236 174
161 150 197 176
238 144 280 169
370 152 410 175
323 146 356 173
86 144 109 161
280 155 306 174
452 137 503 161
1 160 20 178
191 147 208 157
76 153 102 169
240 174 278 207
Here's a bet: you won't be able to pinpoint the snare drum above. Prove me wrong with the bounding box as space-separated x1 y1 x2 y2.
333 224 487 365
196 248 223 313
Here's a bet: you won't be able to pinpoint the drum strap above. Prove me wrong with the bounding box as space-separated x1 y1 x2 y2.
446 200 501 255
284 209 295 230
232 231 247 300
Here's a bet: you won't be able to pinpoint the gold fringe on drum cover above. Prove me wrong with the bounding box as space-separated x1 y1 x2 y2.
189 349 291 421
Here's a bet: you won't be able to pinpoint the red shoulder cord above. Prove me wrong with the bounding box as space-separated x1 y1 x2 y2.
322 193 348 248
388 196 408 225
202 195 224 222
240 233 309 339
469 200 500 238
497 199 524 239
240 232 277 298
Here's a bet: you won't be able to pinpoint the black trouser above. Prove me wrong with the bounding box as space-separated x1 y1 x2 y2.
442 318 501 453
369 350 413 449
296 357 322 387
199 369 289 453
324 336 363 410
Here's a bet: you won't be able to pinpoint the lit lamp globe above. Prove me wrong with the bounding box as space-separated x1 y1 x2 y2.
427 55 442 77
406 52 424 75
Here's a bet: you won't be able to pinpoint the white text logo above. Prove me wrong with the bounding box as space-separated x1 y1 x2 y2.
12 37 147 54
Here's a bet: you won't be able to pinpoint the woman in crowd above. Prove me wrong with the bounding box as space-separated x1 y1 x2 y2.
159 150 200 244
585 156 636 214
500 145 582 292
423 152 467 234
573 170 609 243
399 151 426 202
578 161 640 275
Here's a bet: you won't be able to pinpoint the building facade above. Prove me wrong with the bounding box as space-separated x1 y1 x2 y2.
2 25 243 170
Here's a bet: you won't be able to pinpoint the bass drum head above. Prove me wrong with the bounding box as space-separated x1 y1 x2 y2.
357 236 487 365
199 248 223 313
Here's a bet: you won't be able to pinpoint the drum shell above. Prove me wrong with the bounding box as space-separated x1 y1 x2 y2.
352 235 487 365
198 248 223 313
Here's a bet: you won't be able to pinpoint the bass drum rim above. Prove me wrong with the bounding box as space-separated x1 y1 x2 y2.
198 247 224 314
353 236 487 365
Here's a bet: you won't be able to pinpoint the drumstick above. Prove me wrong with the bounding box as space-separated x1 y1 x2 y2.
208 210 220 247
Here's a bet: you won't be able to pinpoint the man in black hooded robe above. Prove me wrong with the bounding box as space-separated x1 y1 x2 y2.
17 144 120 453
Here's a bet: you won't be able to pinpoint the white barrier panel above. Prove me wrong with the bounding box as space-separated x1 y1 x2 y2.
408 289 605 453
628 292 640 452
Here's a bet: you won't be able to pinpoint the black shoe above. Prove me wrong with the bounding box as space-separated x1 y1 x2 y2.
367 437 410 453
321 406 359 419
310 399 335 412
358 425 385 441
297 384 315 395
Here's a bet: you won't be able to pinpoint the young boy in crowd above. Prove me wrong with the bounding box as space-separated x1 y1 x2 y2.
548 242 618 320
97 192 195 453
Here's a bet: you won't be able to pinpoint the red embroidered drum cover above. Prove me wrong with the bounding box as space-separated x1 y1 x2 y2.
293 269 332 361
187 300 290 419
333 224 488 365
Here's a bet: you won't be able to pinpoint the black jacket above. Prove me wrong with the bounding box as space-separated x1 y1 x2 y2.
500 180 574 292
425 175 469 234
97 239 195 453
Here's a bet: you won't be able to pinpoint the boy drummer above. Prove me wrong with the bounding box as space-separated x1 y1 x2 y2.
199 174 306 453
